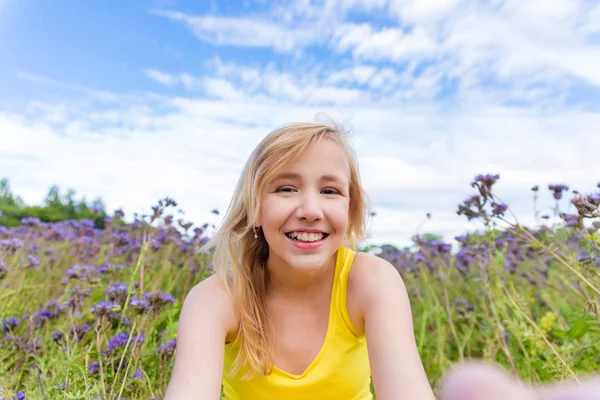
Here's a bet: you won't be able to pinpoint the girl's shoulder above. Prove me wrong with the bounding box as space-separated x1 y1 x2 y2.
346 250 406 334
182 273 240 342
164 273 240 398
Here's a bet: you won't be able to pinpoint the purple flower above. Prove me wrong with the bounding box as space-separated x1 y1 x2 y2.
106 331 145 353
35 299 66 324
453 298 475 315
112 232 134 247
157 339 177 360
491 202 508 217
51 330 64 343
455 247 474 272
132 369 143 380
504 258 518 273
66 286 91 313
91 301 120 321
429 241 452 255
457 195 485 220
88 360 100 376
1 316 20 330
474 174 500 186
106 282 129 305
19 254 40 269
96 262 112 274
495 238 506 250
129 297 150 314
549 184 569 200
588 193 600 206
144 291 175 312
454 235 467 243
69 323 91 342
0 238 24 254
21 217 41 226
26 338 42 354
106 332 129 352
13 391 26 400
65 264 94 281
473 173 500 199
561 213 582 228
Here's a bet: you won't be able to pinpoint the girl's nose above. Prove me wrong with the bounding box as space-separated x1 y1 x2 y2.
295 192 324 221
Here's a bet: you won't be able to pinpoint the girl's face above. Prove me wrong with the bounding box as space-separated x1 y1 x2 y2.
259 139 351 272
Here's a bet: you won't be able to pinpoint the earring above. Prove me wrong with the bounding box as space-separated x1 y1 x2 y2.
253 226 259 239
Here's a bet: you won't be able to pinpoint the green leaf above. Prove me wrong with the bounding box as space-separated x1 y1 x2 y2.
567 319 589 340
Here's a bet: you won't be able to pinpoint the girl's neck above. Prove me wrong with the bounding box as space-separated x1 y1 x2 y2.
265 254 336 298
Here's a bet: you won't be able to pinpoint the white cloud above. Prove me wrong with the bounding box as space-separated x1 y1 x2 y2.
283 0 388 20
586 4 600 33
326 65 377 85
2 82 599 247
144 69 205 91
389 0 464 25
179 73 196 90
202 77 245 100
145 69 178 86
3 1 600 248
153 1 600 92
153 10 317 52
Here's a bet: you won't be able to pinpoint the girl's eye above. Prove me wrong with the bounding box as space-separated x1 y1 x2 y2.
275 187 340 195
276 186 295 193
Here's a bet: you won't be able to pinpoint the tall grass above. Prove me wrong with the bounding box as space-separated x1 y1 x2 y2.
1 177 599 399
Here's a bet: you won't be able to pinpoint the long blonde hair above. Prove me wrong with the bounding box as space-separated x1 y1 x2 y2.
202 120 371 378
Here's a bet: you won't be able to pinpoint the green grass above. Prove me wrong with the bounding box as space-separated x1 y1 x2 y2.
1 212 599 399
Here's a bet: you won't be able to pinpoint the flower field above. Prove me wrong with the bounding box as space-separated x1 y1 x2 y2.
1 175 599 399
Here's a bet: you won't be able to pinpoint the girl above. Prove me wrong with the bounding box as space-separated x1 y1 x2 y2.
164 121 599 400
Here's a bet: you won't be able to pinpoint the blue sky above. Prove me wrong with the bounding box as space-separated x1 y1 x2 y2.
1 0 600 246
1 1 218 100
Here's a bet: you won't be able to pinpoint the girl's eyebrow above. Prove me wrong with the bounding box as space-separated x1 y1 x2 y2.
271 172 300 181
271 172 346 184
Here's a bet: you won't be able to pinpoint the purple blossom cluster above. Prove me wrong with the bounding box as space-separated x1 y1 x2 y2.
383 174 600 293
0 201 202 393
2 184 599 395
106 282 129 305
157 339 177 361
105 331 145 354
549 184 570 200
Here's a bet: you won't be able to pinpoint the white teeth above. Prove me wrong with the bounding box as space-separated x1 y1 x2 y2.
286 231 325 242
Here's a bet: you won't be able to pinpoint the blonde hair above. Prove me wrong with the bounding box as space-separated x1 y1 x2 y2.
202 120 371 378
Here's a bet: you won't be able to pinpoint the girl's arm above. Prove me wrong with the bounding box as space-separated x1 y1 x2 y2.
354 254 436 400
355 255 600 400
164 275 237 400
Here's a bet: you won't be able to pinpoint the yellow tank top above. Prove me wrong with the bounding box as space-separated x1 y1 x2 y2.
222 245 372 399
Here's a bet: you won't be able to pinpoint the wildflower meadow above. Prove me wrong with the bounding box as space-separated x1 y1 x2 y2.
1 174 599 399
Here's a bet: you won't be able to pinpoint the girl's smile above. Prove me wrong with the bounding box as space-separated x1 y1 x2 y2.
284 229 330 250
